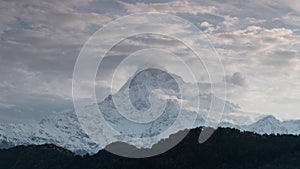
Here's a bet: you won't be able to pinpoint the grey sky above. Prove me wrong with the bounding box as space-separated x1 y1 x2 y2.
0 0 299 122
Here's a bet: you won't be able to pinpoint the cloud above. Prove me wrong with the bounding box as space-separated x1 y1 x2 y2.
226 72 248 87
0 0 300 122
276 0 300 13
120 1 217 14
262 50 299 68
0 81 16 92
208 25 300 78
0 102 16 109
199 21 217 33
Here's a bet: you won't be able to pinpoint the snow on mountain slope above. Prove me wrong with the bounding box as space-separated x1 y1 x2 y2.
0 110 101 154
240 115 300 135
0 69 298 154
242 115 287 134
0 69 238 153
0 110 297 155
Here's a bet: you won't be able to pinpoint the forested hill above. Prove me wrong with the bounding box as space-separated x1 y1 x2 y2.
1 127 300 169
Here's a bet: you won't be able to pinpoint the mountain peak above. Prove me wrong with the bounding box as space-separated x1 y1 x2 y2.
244 115 287 134
258 115 281 124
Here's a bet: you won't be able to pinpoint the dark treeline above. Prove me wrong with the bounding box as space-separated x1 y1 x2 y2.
1 127 300 169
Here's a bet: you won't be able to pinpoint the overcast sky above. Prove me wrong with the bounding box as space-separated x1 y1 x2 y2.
0 0 299 123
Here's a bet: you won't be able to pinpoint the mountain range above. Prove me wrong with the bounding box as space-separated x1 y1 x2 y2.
2 127 300 169
0 68 298 154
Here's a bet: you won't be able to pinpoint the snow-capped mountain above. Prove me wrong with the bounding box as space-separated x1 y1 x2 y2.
216 115 300 135
0 110 101 154
0 68 298 154
241 115 300 135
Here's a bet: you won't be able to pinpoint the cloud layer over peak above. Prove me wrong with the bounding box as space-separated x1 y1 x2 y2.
0 0 299 122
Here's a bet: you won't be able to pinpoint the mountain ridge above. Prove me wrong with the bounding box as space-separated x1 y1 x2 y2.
1 111 300 155
0 69 298 154
1 127 300 169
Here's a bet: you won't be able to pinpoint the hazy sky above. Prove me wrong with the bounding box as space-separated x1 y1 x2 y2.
0 0 299 123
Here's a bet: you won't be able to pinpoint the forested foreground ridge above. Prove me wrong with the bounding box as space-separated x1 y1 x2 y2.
1 127 300 169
